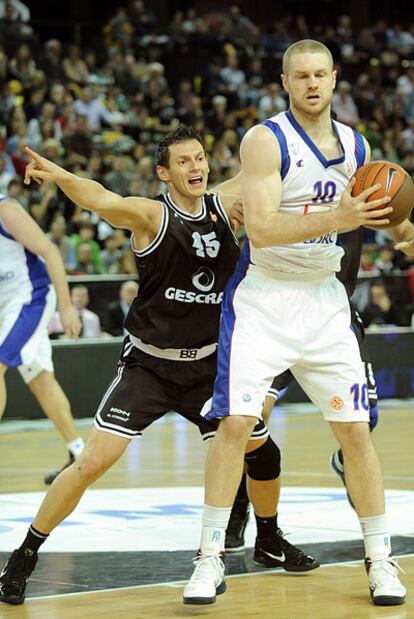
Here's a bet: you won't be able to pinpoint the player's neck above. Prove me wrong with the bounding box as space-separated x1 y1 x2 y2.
168 188 203 215
289 104 333 142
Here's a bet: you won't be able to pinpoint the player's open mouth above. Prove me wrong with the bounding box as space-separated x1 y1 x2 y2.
188 176 203 186
306 94 320 100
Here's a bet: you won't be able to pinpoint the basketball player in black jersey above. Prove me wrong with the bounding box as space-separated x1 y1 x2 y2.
226 222 414 550
0 126 317 606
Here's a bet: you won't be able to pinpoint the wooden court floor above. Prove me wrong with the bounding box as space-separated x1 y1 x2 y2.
0 402 413 618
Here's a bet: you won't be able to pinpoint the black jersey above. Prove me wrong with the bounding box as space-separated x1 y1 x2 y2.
336 228 364 297
124 192 240 349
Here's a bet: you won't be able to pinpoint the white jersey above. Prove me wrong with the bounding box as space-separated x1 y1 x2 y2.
243 109 366 276
0 202 51 309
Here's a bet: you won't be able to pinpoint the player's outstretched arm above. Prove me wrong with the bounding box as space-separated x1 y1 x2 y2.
390 219 414 256
240 126 393 248
0 199 81 339
24 147 162 237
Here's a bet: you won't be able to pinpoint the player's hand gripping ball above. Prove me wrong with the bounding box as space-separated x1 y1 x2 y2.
352 161 414 229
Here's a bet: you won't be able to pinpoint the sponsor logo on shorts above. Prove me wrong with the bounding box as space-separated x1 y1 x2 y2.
330 396 344 411
108 407 131 422
242 394 252 402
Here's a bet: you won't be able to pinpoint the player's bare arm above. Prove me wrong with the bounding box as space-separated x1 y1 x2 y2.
390 219 414 256
209 173 243 231
240 126 393 248
0 199 81 338
24 147 163 249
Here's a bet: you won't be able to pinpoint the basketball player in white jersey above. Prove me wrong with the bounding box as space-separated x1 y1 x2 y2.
185 39 407 606
0 197 84 482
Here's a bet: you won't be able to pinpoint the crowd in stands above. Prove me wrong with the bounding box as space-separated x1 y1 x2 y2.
1 0 414 328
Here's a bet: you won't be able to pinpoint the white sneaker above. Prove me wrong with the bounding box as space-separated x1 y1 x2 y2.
183 552 226 605
365 557 406 606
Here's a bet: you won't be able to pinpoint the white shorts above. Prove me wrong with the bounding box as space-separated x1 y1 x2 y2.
204 266 369 423
0 285 56 383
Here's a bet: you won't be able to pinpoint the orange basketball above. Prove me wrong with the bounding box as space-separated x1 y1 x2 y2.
352 160 414 229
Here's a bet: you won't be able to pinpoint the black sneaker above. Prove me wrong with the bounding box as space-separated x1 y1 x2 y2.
44 451 75 485
254 529 320 572
330 450 355 509
225 501 250 553
0 548 38 605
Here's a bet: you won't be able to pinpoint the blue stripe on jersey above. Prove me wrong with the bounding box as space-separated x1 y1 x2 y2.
261 120 291 180
237 236 251 270
25 248 51 289
0 285 49 367
286 109 345 168
353 130 366 168
204 267 248 419
0 222 13 240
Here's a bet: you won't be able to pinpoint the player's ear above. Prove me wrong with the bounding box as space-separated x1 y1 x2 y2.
332 69 337 90
156 165 170 182
281 73 288 93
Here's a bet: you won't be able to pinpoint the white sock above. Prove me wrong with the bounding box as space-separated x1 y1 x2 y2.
67 437 84 458
359 513 391 561
200 504 232 555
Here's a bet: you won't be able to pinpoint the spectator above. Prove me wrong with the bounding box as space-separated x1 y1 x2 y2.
100 234 122 272
7 176 28 210
103 280 139 336
332 81 360 126
49 285 103 338
362 283 408 327
46 216 76 272
62 114 94 160
358 247 381 276
8 43 37 89
0 155 15 193
110 249 138 275
74 242 103 275
104 156 134 196
73 86 116 132
38 39 64 84
257 83 287 120
223 4 259 56
374 246 397 273
62 44 89 86
71 221 105 273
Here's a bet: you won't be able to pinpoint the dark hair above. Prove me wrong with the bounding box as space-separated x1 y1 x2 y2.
156 125 204 168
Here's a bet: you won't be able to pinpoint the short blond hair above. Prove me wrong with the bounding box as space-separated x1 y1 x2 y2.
282 39 333 74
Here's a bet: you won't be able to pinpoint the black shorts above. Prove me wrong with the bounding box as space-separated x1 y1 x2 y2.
268 302 378 412
94 337 269 441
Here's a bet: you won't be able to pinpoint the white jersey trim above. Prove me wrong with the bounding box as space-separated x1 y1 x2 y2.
131 201 169 257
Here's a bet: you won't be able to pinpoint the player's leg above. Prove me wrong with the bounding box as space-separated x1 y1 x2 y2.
244 433 319 572
184 271 309 604
17 330 85 484
226 370 294 552
293 277 405 606
0 426 130 605
330 304 379 507
0 362 7 418
0 339 164 606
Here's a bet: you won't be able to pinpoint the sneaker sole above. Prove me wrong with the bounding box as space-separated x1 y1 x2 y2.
372 594 406 606
183 580 226 605
253 556 320 572
0 594 25 605
224 545 245 554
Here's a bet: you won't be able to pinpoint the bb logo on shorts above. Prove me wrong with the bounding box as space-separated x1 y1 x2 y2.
330 396 344 411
